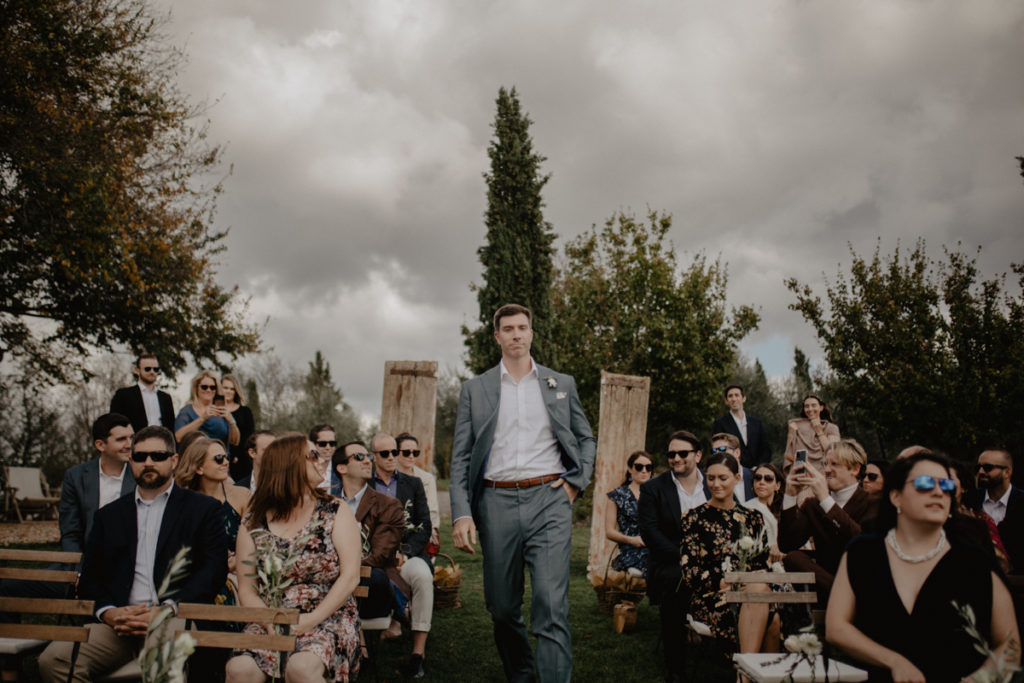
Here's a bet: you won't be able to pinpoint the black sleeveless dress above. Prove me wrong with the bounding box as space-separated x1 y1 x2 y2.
846 534 994 682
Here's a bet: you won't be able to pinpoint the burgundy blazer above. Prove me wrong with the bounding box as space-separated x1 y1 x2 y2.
778 487 879 575
354 486 408 594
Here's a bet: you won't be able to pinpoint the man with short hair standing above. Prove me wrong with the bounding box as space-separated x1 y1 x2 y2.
39 426 228 682
971 449 1024 572
711 384 771 468
110 353 175 433
450 303 596 683
638 430 705 682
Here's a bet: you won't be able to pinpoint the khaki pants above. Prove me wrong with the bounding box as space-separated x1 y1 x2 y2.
399 556 434 632
39 618 185 683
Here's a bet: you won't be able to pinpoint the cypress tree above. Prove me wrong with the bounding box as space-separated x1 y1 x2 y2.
462 87 556 374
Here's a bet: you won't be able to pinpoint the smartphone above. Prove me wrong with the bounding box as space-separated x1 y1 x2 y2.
213 394 225 408
795 449 808 464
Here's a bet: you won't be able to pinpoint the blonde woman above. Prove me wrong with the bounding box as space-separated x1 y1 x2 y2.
174 370 240 446
220 373 255 480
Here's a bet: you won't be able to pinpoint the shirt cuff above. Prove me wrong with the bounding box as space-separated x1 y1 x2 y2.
819 496 836 514
782 494 798 510
453 515 471 524
96 605 115 621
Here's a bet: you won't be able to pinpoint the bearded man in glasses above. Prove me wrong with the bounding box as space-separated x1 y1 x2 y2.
39 426 228 682
969 448 1024 573
110 353 175 433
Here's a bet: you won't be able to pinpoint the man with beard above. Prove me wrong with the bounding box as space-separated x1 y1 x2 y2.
39 426 228 681
970 448 1024 573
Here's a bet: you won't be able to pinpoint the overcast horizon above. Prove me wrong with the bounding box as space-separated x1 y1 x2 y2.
148 0 1024 422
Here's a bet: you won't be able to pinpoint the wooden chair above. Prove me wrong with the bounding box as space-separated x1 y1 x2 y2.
3 466 60 522
722 570 817 607
0 549 91 680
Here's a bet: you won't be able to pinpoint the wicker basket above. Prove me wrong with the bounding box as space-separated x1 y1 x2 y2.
433 552 462 610
594 549 645 615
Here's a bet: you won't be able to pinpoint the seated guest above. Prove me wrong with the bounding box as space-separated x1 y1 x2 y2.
309 423 338 490
779 438 878 600
679 453 777 654
227 434 361 682
39 426 228 681
638 430 707 682
827 452 1019 682
235 430 276 492
967 448 1024 573
605 451 653 578
751 463 784 564
710 433 756 502
950 458 1011 574
1 413 137 679
174 437 251 595
333 441 405 656
174 370 239 448
783 394 840 472
395 433 441 556
862 459 886 494
370 432 433 679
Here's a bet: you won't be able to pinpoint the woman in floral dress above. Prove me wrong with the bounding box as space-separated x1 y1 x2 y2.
605 450 653 577
226 433 362 682
679 452 777 654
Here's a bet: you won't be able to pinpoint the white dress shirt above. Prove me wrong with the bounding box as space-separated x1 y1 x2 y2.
730 411 748 445
483 359 565 482
984 487 1012 525
412 465 441 530
98 462 128 508
129 482 174 606
674 470 707 513
340 483 368 515
138 381 161 427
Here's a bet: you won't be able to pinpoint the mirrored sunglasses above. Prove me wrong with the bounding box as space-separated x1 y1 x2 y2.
911 475 956 494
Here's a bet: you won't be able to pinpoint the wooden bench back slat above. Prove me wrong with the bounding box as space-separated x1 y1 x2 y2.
0 550 82 564
723 571 816 584
176 603 299 625
352 586 369 599
360 565 372 578
0 624 90 642
0 598 94 616
176 630 296 652
0 568 79 583
724 593 818 604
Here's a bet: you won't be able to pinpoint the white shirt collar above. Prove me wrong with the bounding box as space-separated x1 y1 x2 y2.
499 358 538 382
832 481 859 508
985 486 1012 507
135 480 174 506
137 380 157 394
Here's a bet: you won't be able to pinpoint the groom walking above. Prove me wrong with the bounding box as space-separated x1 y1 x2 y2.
451 303 596 683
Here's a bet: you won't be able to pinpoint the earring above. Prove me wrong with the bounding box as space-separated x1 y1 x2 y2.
896 507 901 515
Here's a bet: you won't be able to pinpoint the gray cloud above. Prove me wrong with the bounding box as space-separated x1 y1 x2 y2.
158 0 1024 418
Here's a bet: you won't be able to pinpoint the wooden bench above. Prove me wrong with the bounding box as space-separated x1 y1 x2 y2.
0 549 92 682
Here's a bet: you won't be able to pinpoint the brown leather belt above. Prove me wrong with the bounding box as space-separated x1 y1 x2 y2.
483 474 562 489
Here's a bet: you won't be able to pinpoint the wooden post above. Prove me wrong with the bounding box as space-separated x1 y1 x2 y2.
587 371 651 583
380 361 439 472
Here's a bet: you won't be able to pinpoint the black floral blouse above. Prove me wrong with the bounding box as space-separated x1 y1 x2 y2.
607 484 649 577
678 502 768 642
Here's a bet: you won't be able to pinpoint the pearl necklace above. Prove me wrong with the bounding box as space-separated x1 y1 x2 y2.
886 528 947 563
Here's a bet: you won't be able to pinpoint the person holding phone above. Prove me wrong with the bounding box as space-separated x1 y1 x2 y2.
783 394 840 472
778 438 879 601
174 370 240 447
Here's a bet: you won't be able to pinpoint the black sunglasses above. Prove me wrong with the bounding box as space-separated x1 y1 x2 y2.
400 449 420 458
864 472 881 482
667 450 694 460
376 449 399 459
316 440 337 448
210 453 228 465
344 452 371 463
141 366 160 373
199 384 217 390
633 463 654 473
131 450 175 463
753 473 775 483
306 448 321 461
977 463 1007 473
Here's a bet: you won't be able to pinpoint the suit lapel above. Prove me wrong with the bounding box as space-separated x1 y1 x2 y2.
354 488 373 524
663 473 682 522
155 486 184 566
82 460 101 511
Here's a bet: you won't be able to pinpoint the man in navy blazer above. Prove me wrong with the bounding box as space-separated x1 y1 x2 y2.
109 353 175 433
969 448 1024 573
638 430 706 682
39 426 227 681
711 384 771 468
451 304 596 683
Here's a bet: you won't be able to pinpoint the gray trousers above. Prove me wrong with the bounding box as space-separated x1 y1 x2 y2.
479 483 573 683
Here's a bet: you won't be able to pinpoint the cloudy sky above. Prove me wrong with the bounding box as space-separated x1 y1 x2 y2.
155 0 1024 419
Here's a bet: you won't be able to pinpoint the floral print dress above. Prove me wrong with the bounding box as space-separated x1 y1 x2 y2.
606 484 649 577
678 502 768 643
238 497 360 681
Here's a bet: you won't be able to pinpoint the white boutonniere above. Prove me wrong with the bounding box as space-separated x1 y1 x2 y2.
546 377 557 389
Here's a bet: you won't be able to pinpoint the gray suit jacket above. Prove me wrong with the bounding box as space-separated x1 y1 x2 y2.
449 363 596 524
59 459 137 558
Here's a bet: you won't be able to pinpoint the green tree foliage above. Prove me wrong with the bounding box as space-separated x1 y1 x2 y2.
462 87 555 373
548 209 760 451
432 367 466 479
0 0 259 383
787 241 1024 459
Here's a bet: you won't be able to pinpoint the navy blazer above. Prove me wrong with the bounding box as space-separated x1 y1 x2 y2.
390 472 432 562
968 486 1024 573
638 471 686 601
78 485 228 612
58 459 136 559
712 413 771 468
110 385 175 434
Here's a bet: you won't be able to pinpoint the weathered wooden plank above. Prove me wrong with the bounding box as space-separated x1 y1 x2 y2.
380 361 438 471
